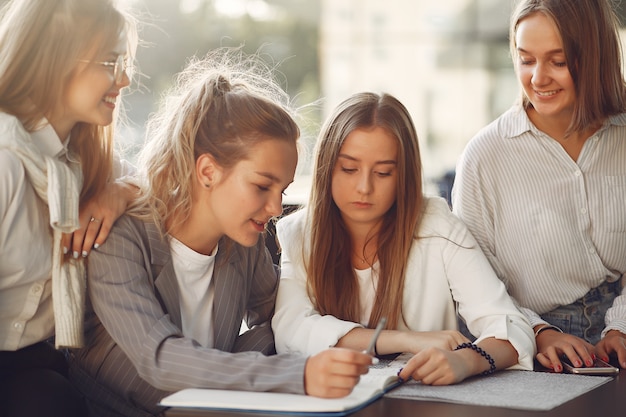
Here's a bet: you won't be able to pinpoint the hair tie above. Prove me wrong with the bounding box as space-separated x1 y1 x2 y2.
214 74 231 96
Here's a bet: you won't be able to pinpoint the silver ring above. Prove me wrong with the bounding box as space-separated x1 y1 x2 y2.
90 217 101 223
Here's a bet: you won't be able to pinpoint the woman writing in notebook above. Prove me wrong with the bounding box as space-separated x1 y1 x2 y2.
271 92 536 385
70 50 373 417
453 0 626 372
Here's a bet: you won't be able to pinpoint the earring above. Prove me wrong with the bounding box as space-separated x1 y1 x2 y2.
204 183 211 188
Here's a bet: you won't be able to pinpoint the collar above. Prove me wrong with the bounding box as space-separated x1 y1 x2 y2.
504 104 535 139
30 119 72 161
505 104 626 139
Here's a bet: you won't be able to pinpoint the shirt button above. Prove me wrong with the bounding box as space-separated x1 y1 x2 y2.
589 248 596 254
32 284 42 295
13 322 23 329
574 171 581 177
581 208 587 214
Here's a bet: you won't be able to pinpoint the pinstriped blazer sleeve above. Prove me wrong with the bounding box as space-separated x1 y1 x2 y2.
87 215 307 394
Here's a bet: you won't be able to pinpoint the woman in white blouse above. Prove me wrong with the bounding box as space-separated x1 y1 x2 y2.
453 0 626 373
272 92 536 385
0 1 139 416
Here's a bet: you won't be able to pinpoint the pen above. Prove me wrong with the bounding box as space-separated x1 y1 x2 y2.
365 316 387 356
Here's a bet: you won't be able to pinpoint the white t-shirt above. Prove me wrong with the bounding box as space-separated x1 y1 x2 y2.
170 237 217 348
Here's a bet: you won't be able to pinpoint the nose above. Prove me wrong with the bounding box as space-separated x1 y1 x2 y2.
266 192 283 218
531 62 549 87
117 69 131 89
356 172 372 195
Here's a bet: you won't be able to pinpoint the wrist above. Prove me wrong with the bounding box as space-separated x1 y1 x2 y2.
454 342 496 376
534 324 563 338
115 179 140 206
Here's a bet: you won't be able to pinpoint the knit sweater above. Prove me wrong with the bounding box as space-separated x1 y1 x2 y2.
0 112 85 348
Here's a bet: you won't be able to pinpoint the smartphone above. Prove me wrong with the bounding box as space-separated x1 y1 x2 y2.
562 357 619 375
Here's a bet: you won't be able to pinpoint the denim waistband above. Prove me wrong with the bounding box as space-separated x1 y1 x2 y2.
540 279 622 345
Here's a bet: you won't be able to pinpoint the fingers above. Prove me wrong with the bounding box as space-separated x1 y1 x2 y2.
617 348 626 369
69 213 114 258
85 216 112 253
595 343 610 364
597 330 626 368
70 180 134 258
536 331 596 372
537 350 564 372
399 348 467 386
535 352 554 370
304 349 372 398
61 232 72 256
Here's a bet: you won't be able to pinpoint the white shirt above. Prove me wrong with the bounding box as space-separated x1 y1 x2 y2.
272 197 536 370
355 266 378 325
0 117 133 351
170 237 217 348
452 105 626 335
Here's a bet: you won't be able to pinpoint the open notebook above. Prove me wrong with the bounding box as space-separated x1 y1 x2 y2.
159 353 410 416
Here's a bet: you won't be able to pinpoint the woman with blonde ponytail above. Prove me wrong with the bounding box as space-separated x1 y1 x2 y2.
71 50 373 417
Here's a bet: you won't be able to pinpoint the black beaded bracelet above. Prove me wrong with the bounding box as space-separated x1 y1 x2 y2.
454 342 496 376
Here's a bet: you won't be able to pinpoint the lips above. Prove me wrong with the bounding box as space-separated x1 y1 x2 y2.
534 89 560 97
251 219 267 232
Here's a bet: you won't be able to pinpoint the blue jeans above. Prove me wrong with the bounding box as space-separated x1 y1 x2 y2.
540 280 622 345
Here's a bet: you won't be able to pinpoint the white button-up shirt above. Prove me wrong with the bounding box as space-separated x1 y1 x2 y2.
453 105 626 335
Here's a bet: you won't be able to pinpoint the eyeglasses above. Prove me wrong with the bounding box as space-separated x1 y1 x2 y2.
78 55 130 84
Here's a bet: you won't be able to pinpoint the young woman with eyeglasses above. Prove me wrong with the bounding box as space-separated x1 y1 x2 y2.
0 1 139 416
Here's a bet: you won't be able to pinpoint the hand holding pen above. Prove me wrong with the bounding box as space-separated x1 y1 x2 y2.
364 317 387 364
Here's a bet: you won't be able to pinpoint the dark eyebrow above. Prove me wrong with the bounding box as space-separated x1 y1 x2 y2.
338 153 397 166
517 47 564 55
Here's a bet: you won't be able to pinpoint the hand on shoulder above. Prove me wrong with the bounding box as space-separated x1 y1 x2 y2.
61 179 139 258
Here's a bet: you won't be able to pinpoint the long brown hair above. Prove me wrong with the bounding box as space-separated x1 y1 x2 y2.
307 92 424 329
510 0 626 135
0 0 138 204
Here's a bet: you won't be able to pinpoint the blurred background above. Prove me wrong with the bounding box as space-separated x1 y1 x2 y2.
4 0 626 204
119 0 523 204
122 0 517 203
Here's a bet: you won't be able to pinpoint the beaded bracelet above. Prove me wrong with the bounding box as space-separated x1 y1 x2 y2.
454 342 496 376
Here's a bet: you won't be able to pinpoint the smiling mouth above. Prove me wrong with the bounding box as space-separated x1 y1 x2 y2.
103 96 116 104
535 89 560 97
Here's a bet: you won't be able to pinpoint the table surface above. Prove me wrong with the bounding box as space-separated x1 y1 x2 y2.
164 366 625 417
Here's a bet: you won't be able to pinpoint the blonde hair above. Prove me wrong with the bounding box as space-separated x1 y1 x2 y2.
0 0 138 204
135 48 300 235
510 0 626 134
306 92 424 330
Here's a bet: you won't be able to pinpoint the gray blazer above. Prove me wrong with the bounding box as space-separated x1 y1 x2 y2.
71 215 306 417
